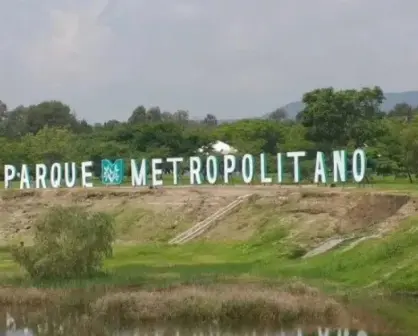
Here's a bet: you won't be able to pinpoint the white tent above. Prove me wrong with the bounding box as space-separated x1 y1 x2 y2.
197 140 237 155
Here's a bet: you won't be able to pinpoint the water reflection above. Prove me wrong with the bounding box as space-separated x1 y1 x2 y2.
3 329 369 336
4 325 370 335
3 312 371 336
111 328 369 335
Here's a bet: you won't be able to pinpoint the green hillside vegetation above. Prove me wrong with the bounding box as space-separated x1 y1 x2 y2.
0 86 418 183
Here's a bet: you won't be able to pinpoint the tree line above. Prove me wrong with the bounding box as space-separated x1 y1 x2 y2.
1 85 418 182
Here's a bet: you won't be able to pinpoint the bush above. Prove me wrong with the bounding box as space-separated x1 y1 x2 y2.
11 205 115 280
287 245 307 259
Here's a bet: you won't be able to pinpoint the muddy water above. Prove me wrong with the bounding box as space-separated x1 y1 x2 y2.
0 302 382 335
2 325 371 336
1 312 373 336
0 310 377 335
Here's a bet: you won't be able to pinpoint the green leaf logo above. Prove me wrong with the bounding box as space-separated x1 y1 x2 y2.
101 159 125 185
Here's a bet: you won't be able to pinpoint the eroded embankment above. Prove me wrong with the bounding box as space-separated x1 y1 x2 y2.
0 187 248 244
1 187 416 252
198 190 418 254
0 283 391 334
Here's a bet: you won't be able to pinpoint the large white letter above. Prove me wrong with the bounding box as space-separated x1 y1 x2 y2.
223 154 236 184
35 164 47 188
334 329 350 336
333 150 347 183
206 155 218 184
352 148 366 183
241 154 254 184
314 151 327 183
4 165 16 189
81 161 93 188
151 158 163 186
19 164 31 189
317 328 330 336
50 163 62 188
131 159 148 186
277 153 284 183
166 157 183 185
286 151 306 183
189 156 202 185
64 162 77 187
260 153 272 183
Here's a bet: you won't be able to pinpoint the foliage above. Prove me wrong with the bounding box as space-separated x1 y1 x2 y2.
11 206 115 280
1 86 418 181
300 86 385 150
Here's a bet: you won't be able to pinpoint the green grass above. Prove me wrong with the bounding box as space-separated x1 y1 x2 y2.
2 219 418 292
107 220 418 292
3 218 418 290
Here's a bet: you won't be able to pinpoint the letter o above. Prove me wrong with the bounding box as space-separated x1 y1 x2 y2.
352 149 366 183
242 154 254 183
206 155 218 184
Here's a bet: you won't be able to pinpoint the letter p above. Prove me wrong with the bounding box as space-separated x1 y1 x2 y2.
4 165 16 189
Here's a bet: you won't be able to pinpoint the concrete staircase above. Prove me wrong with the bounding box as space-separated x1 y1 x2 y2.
169 194 252 244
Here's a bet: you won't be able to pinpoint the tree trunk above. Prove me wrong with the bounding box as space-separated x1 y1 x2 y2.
407 171 413 183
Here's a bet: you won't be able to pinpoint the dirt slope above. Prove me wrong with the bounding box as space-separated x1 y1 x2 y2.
0 186 416 248
200 190 417 250
0 187 250 244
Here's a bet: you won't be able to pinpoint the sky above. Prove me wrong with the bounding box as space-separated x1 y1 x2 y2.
1 0 418 122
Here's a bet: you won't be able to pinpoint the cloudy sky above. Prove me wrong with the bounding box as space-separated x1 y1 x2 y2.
1 0 417 122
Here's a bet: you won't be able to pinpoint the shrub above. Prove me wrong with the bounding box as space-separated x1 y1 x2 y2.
287 245 307 259
11 205 115 280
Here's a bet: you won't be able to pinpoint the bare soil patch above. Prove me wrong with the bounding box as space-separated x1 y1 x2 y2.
0 187 253 244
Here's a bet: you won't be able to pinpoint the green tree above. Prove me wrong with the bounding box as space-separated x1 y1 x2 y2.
147 106 162 122
267 108 287 121
128 105 147 124
300 86 385 150
25 101 80 134
0 100 7 118
398 117 418 182
370 118 402 176
216 119 285 155
0 106 29 138
203 113 218 126
388 103 417 122
11 206 115 280
172 109 190 124
21 126 78 165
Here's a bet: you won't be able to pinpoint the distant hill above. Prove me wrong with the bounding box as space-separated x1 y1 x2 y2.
280 90 418 119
